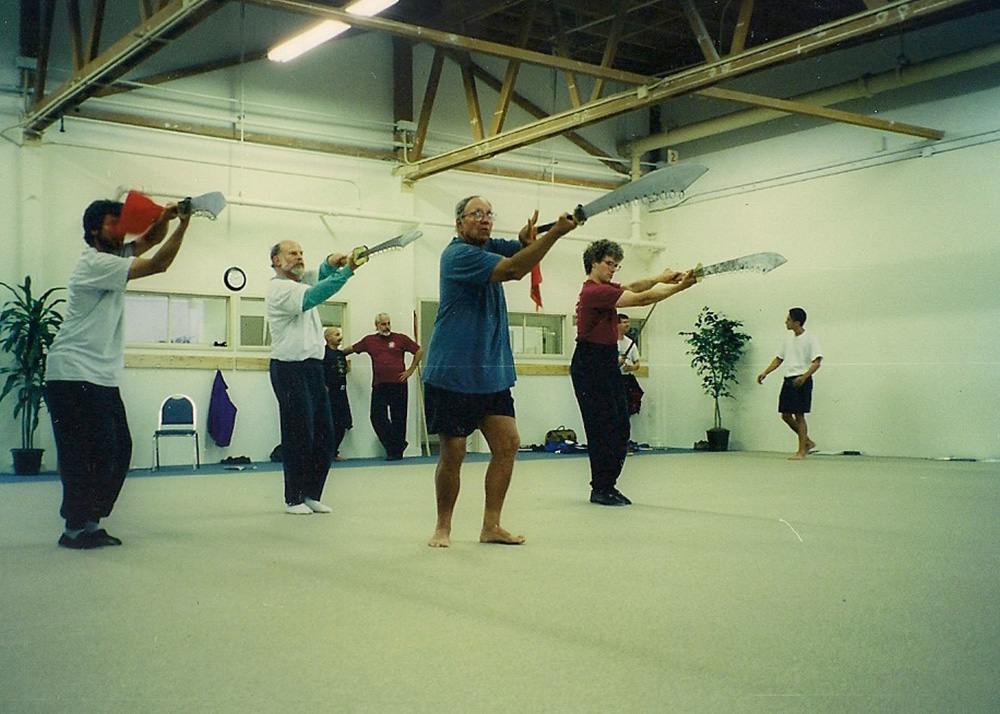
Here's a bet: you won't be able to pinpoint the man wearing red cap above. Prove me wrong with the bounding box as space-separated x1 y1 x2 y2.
44 197 191 549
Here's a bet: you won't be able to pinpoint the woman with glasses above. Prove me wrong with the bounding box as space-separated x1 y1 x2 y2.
571 239 697 507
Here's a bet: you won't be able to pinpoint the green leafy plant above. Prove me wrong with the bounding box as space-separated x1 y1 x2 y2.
0 277 65 449
680 306 752 430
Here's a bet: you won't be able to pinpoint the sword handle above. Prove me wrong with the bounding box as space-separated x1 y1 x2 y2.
536 204 586 233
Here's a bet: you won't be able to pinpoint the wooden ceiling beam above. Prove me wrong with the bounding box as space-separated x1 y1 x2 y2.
394 0 974 182
489 0 537 136
676 0 941 143
87 0 107 63
410 48 445 162
679 0 720 63
729 0 754 56
66 0 85 71
23 0 221 137
450 51 628 175
553 2 583 109
32 0 56 108
589 1 628 103
92 52 268 97
459 54 485 142
392 36 414 163
697 86 943 140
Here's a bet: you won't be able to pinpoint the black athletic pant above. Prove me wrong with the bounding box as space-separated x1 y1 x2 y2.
45 380 132 529
370 382 408 458
331 422 348 459
571 342 630 492
270 359 333 505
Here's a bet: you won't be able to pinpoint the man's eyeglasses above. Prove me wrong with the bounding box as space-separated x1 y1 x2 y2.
462 209 497 222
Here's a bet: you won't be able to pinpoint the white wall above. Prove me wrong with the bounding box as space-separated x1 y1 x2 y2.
2 57 998 469
642 80 1000 460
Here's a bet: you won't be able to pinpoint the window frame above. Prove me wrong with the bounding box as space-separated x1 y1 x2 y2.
419 300 568 361
123 289 231 349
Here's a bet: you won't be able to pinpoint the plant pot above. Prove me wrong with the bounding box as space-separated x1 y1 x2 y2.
11 448 44 476
706 428 730 452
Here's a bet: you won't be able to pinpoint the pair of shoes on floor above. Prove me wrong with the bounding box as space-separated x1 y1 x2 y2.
57 529 123 549
285 499 332 515
589 488 632 506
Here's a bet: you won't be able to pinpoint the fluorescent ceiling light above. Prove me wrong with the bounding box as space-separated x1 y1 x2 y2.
267 20 350 63
345 0 398 16
267 0 397 62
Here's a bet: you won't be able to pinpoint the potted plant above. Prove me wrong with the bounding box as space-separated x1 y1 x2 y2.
0 276 65 475
680 306 752 451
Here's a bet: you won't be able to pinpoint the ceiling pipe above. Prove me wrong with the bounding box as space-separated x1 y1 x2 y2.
135 187 665 249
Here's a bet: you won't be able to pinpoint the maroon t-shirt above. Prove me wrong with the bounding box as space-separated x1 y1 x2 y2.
576 281 625 345
351 332 420 386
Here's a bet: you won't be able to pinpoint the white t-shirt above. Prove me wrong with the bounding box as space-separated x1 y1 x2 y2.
266 275 325 362
777 330 822 377
46 246 134 387
617 336 638 375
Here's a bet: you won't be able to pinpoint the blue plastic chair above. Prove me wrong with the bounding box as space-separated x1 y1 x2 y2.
152 395 200 470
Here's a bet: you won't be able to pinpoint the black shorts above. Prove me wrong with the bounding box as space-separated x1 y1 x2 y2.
423 383 515 437
778 376 813 414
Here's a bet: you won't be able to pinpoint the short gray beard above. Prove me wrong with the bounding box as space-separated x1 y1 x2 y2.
281 258 305 278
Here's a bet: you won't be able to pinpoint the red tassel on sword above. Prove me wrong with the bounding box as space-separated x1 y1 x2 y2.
108 191 163 238
530 265 543 311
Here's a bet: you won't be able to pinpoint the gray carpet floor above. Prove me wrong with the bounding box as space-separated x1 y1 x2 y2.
1 451 998 714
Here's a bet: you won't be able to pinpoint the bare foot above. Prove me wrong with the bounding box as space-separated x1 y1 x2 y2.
428 529 451 548
788 453 807 461
480 525 525 545
806 439 817 452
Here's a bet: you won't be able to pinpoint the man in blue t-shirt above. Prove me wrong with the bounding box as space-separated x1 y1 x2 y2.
422 196 576 548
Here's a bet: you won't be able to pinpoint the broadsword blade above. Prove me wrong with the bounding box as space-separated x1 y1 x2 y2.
698 252 787 277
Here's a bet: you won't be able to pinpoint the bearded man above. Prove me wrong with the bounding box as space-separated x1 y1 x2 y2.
266 240 361 514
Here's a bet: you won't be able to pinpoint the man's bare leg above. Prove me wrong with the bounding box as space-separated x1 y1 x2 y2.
784 413 811 460
477 415 525 545
429 435 465 547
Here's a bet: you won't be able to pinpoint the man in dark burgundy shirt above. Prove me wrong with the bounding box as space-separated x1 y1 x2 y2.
345 313 423 460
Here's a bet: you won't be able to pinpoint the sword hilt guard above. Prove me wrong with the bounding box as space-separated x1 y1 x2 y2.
352 246 369 267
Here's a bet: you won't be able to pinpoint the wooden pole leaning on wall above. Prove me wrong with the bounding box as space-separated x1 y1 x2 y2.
413 309 430 456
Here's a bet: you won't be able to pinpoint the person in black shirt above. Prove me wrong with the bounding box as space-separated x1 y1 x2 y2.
323 327 353 461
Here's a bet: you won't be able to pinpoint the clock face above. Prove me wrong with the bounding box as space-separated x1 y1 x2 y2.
224 266 246 292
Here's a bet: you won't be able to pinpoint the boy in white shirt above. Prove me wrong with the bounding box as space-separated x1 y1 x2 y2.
757 307 823 460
